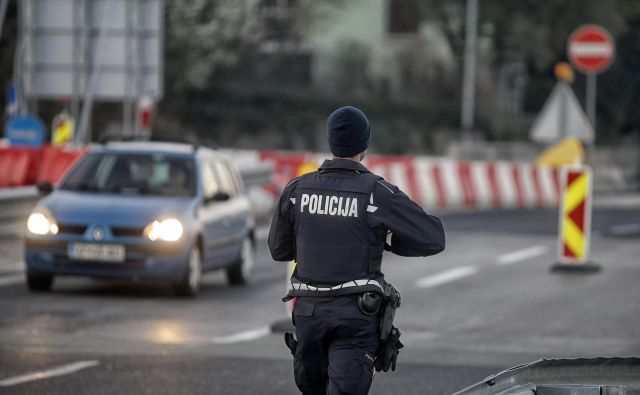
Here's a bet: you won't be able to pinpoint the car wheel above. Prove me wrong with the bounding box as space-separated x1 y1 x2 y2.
173 246 202 297
26 271 54 292
226 237 255 286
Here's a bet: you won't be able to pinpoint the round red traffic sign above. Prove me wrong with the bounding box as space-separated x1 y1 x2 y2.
567 25 615 74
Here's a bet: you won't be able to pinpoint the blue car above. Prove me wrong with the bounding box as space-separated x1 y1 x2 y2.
24 141 255 296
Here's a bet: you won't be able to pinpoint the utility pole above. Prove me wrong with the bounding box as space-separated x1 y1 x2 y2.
460 0 479 146
0 0 9 44
76 0 116 144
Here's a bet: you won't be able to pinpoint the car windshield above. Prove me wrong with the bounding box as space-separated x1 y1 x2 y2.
60 152 196 197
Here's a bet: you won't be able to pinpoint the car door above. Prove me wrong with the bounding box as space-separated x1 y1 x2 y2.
198 157 228 268
211 158 250 263
209 158 249 264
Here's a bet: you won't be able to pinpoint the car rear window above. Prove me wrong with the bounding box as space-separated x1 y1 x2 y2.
61 152 196 197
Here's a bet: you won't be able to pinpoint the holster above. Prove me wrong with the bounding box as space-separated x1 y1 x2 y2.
374 326 403 372
284 331 297 356
375 282 403 372
379 282 401 341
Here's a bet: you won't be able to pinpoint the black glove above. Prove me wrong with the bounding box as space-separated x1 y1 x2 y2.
375 326 403 372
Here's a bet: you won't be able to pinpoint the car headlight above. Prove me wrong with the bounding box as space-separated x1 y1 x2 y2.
144 218 184 242
27 211 59 235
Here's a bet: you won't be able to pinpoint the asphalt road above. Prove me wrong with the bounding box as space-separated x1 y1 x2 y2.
0 204 639 394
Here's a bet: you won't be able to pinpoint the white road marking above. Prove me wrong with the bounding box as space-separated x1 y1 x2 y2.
0 273 23 287
607 223 640 236
415 266 478 289
496 245 548 266
211 326 271 344
0 360 100 387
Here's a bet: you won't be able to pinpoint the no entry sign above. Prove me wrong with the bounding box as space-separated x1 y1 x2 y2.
567 25 615 74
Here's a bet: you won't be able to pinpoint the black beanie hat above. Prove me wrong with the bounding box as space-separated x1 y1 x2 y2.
326 106 371 158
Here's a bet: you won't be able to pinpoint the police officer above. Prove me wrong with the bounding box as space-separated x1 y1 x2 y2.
268 106 445 395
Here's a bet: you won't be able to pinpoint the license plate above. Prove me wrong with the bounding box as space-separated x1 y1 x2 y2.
68 243 126 263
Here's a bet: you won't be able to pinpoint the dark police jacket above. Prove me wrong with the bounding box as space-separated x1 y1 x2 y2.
268 158 445 298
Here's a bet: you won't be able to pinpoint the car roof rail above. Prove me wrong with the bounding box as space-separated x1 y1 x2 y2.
98 134 139 144
98 134 218 151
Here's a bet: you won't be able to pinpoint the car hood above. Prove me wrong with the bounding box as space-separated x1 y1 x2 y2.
41 191 196 226
452 357 640 394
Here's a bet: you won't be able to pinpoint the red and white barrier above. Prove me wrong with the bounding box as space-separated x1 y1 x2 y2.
260 151 562 211
0 146 86 188
0 146 562 211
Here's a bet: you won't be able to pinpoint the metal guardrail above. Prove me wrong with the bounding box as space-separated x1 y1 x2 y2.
0 186 39 239
0 186 39 216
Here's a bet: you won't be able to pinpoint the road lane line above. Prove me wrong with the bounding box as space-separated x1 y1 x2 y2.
0 273 24 287
211 326 271 344
415 266 478 289
0 360 100 387
496 245 548 266
607 223 640 236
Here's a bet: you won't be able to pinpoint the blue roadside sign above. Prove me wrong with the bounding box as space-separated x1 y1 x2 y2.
5 116 46 147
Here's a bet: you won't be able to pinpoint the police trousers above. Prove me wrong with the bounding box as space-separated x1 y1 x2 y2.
292 295 380 395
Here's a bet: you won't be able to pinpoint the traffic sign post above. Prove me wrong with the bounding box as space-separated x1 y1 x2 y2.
567 25 615 134
5 82 18 119
586 74 596 131
551 166 600 273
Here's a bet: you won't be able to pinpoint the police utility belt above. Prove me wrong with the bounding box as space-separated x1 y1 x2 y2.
282 278 385 301
283 278 401 340
283 278 404 372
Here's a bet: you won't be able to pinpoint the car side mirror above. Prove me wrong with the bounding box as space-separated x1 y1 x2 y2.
36 181 54 196
206 191 230 203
